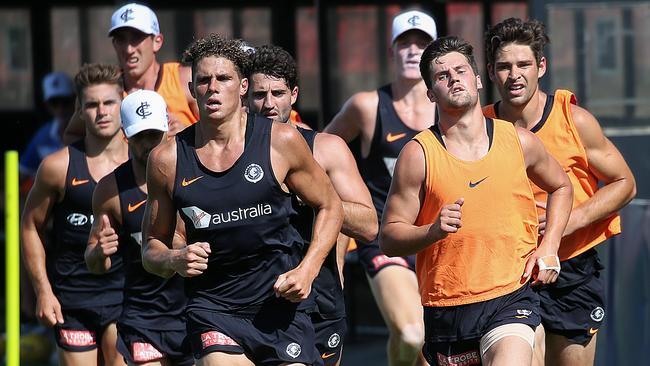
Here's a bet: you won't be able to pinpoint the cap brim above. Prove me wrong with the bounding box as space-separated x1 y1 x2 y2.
123 122 168 138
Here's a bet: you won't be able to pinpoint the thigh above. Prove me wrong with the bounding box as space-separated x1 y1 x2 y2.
101 322 125 366
423 339 481 366
197 351 254 366
482 333 532 366
545 331 597 366
58 347 98 366
367 265 423 331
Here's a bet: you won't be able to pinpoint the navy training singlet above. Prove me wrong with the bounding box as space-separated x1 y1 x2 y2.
360 85 420 219
292 127 345 319
49 141 124 308
173 114 307 316
114 160 186 330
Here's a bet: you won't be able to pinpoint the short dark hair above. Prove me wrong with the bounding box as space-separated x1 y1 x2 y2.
419 36 478 90
181 34 251 80
250 45 298 89
484 17 549 66
74 63 123 98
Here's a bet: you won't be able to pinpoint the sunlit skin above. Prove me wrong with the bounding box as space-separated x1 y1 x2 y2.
391 30 432 81
111 27 163 88
427 51 482 113
488 43 546 109
249 73 298 123
80 84 123 139
189 56 248 123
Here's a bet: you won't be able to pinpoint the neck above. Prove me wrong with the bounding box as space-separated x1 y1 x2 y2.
392 78 428 102
196 110 247 147
499 89 547 130
124 61 161 92
132 158 148 190
437 103 486 144
84 130 127 159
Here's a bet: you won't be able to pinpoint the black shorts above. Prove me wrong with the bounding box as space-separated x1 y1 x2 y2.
116 323 193 366
423 284 540 365
536 249 606 344
187 307 318 365
357 239 415 277
311 313 347 366
54 303 122 352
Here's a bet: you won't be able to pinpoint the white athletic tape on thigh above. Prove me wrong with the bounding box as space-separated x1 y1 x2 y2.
536 255 561 274
480 323 535 356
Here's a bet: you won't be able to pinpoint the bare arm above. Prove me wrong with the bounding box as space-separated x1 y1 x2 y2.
564 105 636 235
141 141 210 278
85 173 120 274
323 91 377 144
314 133 377 243
518 127 573 284
20 150 67 326
272 123 344 302
380 141 463 256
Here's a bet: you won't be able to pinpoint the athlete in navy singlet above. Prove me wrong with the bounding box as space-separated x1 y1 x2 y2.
248 44 377 366
141 35 343 366
85 90 192 365
324 10 438 365
21 63 129 366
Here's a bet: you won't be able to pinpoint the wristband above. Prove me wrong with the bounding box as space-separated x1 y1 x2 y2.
536 255 561 274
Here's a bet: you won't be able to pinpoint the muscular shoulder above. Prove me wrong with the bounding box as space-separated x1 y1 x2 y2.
37 146 70 188
272 121 306 149
149 136 178 169
569 103 607 149
313 132 353 170
348 90 379 114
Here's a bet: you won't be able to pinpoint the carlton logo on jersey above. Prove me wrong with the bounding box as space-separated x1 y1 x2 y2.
244 163 264 183
66 213 93 226
181 203 273 229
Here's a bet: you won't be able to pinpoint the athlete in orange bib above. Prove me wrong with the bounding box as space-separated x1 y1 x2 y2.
380 36 573 366
484 18 636 366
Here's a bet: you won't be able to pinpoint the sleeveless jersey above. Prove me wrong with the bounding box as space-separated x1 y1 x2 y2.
292 127 345 319
49 141 124 308
413 119 538 307
360 84 421 218
114 160 186 330
173 115 306 315
483 90 621 260
157 62 197 127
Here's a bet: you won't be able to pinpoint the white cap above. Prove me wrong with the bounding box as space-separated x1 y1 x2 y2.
120 90 168 138
391 10 437 43
109 3 160 36
42 72 74 101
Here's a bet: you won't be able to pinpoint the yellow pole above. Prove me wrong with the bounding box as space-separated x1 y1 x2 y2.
5 151 20 366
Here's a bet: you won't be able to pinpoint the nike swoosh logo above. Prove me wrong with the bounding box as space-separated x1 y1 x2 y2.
71 178 89 186
589 327 598 335
181 176 204 187
469 176 488 188
386 132 407 143
127 200 147 213
321 352 337 359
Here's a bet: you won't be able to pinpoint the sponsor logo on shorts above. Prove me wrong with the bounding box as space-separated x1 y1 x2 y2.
132 342 163 362
286 342 302 358
244 163 264 183
515 309 532 319
59 329 96 347
590 307 605 322
200 331 239 349
372 255 409 270
436 350 481 366
327 333 340 348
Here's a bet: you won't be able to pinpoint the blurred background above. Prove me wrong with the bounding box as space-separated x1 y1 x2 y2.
1 1 648 365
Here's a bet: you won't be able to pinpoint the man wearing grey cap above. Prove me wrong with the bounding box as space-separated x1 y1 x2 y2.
324 9 437 366
85 90 193 366
64 3 199 143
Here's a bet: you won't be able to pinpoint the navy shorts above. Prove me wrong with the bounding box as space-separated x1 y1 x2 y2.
187 307 318 365
536 249 606 344
423 284 540 365
116 322 193 366
54 303 122 352
357 239 415 278
311 313 347 366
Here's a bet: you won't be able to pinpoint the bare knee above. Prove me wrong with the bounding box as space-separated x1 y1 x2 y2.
393 323 425 361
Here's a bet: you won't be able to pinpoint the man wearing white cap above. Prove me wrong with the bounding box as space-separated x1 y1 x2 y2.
21 63 129 366
324 9 437 366
85 90 193 366
64 3 199 143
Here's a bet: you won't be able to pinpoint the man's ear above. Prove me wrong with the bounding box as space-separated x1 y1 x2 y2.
188 82 195 98
290 86 299 106
240 78 249 96
426 89 437 103
538 57 547 79
152 34 164 53
476 75 483 90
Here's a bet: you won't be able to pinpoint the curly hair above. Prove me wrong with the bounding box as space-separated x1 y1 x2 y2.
419 36 478 90
74 63 123 98
181 34 251 80
484 17 549 66
250 45 298 89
